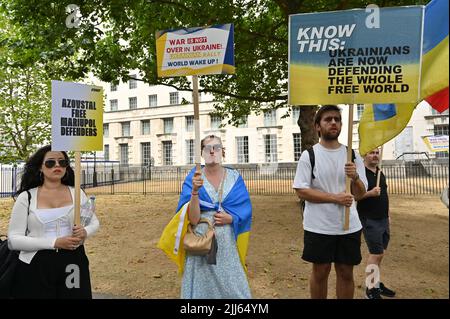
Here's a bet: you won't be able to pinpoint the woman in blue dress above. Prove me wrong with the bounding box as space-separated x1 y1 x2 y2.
177 135 252 298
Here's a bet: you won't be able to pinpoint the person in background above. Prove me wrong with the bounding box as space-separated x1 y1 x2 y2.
357 148 396 299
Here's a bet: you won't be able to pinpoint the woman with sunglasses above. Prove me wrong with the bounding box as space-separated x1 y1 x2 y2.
7 145 99 298
159 135 253 298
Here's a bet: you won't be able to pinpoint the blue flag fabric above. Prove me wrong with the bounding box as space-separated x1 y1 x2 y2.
176 166 252 240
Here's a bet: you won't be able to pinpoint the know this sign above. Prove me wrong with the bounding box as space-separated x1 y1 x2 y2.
51 80 103 151
289 6 424 104
156 24 235 77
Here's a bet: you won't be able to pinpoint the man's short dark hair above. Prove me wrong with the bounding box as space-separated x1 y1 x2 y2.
314 105 342 126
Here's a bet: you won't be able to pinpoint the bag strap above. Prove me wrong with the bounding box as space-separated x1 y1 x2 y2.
25 190 31 236
217 168 227 210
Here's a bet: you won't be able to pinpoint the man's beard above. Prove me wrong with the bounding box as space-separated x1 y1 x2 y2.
321 130 340 141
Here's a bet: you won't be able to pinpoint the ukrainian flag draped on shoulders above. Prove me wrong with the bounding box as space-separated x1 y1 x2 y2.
359 0 449 155
157 166 252 274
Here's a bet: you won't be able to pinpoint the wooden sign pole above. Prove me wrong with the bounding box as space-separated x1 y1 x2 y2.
344 105 354 231
376 145 384 187
192 75 201 173
74 151 81 226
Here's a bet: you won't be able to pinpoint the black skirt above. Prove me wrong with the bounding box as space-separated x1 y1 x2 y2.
12 245 92 299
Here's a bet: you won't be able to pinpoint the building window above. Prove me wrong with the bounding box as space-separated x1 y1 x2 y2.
264 109 277 127
110 99 118 111
264 134 278 162
292 107 300 124
103 123 109 138
236 136 249 163
434 124 449 136
293 133 302 161
141 120 150 135
431 106 449 115
110 83 117 92
162 141 173 165
164 118 173 134
185 116 194 132
210 114 222 130
121 122 130 137
435 151 449 158
148 94 157 107
129 97 137 109
169 92 179 105
356 104 364 120
141 142 151 166
237 115 248 128
129 74 137 89
104 144 109 161
119 144 128 165
186 139 194 164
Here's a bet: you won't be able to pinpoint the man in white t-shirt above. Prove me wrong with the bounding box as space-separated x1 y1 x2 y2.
293 105 368 299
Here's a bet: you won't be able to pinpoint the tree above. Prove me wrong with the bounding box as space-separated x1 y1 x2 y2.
1 0 424 152
0 12 52 162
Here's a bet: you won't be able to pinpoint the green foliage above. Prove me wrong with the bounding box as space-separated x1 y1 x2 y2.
0 0 427 154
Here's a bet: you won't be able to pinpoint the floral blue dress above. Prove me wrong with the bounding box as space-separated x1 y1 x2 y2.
181 168 252 299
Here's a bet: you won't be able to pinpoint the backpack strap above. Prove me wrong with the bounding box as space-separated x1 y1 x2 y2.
25 190 31 236
307 148 315 179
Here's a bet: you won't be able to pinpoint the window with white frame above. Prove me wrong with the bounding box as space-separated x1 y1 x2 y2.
103 123 109 138
210 114 222 129
141 142 151 166
185 116 194 132
141 120 150 135
162 141 173 165
129 97 137 109
104 144 109 161
164 118 173 134
236 136 249 163
148 94 157 107
110 83 117 92
237 115 248 128
129 75 137 89
121 122 130 136
434 124 449 136
110 99 118 111
292 107 300 124
169 92 179 105
119 144 128 165
356 104 364 120
264 109 277 126
186 139 194 164
264 134 278 162
293 133 302 161
431 106 449 115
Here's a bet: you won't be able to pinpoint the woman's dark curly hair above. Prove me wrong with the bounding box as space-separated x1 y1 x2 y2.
15 145 74 197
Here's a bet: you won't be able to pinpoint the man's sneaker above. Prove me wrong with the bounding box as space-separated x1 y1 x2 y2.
365 287 382 299
379 282 396 297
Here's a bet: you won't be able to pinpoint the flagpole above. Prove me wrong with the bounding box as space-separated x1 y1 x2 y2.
344 104 354 231
192 75 201 173
376 145 384 187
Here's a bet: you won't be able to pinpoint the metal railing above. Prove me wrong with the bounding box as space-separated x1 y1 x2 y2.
1 161 448 197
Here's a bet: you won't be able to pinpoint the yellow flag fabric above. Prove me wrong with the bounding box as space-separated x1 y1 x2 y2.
358 103 415 156
157 202 250 275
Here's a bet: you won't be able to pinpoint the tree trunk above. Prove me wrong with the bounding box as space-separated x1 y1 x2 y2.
298 105 319 151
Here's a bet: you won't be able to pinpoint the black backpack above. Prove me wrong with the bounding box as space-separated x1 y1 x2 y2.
0 190 31 298
300 147 356 215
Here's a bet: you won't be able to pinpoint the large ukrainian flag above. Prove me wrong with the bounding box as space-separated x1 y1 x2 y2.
359 0 449 155
157 167 252 275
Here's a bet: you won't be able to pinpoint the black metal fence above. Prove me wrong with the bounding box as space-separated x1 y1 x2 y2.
1 161 448 197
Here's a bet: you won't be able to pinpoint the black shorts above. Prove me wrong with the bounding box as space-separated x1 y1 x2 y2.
360 217 390 255
302 229 362 265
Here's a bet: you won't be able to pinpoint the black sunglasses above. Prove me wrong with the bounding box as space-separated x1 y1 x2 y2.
44 159 70 169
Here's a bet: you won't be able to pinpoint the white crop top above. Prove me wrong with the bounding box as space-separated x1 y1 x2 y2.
34 205 73 238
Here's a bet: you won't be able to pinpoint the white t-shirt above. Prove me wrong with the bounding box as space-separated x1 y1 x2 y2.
293 143 368 235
